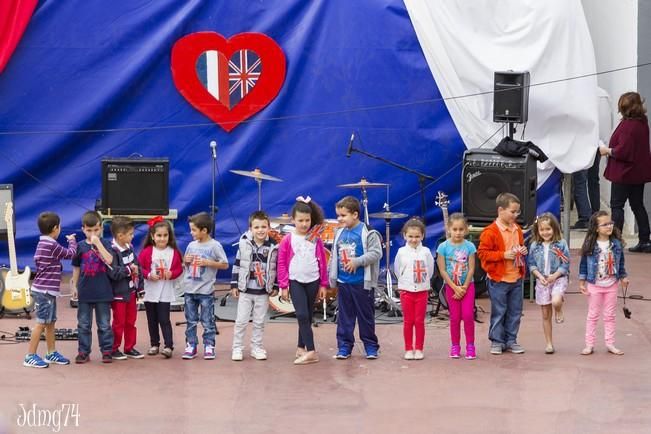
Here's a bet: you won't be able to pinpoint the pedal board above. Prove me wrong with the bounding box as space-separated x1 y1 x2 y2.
15 326 79 341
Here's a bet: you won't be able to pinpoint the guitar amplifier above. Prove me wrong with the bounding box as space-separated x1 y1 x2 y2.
0 184 13 241
98 158 169 215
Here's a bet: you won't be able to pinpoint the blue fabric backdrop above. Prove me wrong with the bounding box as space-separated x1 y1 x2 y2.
0 0 559 270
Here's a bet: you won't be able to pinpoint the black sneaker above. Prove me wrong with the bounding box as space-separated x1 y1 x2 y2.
629 241 651 253
111 350 128 360
102 352 113 363
124 348 144 359
570 221 588 230
75 353 89 364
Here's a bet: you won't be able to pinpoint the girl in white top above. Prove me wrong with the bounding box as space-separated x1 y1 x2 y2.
138 217 183 358
394 218 434 360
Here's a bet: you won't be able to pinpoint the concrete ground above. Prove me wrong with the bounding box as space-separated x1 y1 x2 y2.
1 247 650 434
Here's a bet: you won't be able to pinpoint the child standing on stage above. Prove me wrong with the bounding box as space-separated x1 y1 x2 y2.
277 197 328 365
182 212 228 360
138 216 183 358
71 211 129 363
579 211 628 356
528 213 570 354
23 212 77 368
329 196 383 360
394 218 434 360
109 216 145 361
478 193 527 355
436 213 477 360
230 211 279 362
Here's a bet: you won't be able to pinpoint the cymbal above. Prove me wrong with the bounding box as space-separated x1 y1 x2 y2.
337 178 389 188
368 211 409 220
230 168 283 182
269 213 292 224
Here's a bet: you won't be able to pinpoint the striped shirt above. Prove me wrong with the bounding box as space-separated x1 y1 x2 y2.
31 235 77 296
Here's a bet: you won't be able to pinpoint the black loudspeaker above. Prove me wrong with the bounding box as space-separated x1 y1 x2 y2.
462 149 536 227
493 71 530 124
99 158 169 215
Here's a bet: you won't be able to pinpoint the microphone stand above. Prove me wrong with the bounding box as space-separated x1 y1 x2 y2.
348 144 435 224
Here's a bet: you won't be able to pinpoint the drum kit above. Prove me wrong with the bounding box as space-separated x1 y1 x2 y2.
229 168 409 319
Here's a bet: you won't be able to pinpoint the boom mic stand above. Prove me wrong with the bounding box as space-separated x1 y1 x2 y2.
347 132 435 223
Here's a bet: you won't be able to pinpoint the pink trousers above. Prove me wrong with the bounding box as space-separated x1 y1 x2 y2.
445 283 475 346
585 282 618 347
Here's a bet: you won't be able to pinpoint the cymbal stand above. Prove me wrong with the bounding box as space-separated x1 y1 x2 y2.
256 177 262 211
378 203 401 316
361 186 370 225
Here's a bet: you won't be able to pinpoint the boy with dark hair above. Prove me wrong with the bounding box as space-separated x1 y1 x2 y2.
24 212 77 368
182 212 229 360
230 210 278 361
109 216 144 360
329 196 383 359
71 211 129 363
478 193 528 355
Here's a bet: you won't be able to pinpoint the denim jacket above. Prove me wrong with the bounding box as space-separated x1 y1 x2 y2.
578 239 627 283
527 240 570 277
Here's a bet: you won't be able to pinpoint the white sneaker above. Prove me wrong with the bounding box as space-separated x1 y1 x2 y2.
413 350 424 360
404 350 414 360
231 349 243 361
250 348 267 360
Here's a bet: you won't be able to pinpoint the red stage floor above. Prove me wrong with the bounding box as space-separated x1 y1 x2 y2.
1 249 650 434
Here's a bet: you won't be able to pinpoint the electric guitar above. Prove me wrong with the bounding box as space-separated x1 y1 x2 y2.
1 202 32 314
435 191 450 240
432 191 450 313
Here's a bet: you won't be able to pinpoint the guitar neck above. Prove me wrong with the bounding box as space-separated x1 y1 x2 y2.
441 208 450 239
6 220 18 275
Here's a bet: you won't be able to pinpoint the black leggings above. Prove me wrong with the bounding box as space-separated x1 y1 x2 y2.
144 302 173 350
289 280 319 351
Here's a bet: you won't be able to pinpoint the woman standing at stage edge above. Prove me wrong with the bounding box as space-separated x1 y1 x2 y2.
600 91 651 253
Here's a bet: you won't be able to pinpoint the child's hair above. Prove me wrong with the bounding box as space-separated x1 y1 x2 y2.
110 216 134 237
291 197 324 228
248 210 270 227
37 212 60 235
496 192 520 209
81 211 101 227
188 212 213 235
335 196 361 215
401 217 426 237
447 212 468 228
531 212 562 243
581 210 624 256
143 219 180 251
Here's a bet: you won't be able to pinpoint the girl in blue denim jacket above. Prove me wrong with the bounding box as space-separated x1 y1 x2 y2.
528 213 570 354
579 211 628 356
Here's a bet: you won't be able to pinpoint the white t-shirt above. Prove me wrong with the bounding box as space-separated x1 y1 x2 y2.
595 240 617 287
143 246 177 303
288 234 320 283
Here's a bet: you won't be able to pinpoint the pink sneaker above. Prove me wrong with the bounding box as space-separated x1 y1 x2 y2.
449 344 461 359
465 344 477 360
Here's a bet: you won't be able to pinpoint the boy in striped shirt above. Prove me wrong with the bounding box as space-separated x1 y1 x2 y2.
23 212 77 368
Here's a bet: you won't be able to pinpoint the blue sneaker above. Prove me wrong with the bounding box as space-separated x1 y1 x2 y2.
23 354 49 369
365 347 379 359
334 349 351 359
44 351 70 365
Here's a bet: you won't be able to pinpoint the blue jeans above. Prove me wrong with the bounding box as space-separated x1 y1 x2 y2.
573 170 592 222
77 301 113 355
184 293 216 347
487 279 523 347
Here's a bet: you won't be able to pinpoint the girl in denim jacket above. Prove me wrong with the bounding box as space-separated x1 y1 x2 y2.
528 213 570 354
579 211 629 356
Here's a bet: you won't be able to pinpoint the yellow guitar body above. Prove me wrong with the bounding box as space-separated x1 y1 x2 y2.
1 266 31 311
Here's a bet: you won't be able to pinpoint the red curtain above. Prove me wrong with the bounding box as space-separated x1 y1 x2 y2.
0 0 37 74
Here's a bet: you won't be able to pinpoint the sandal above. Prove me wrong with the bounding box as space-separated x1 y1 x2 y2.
554 308 564 324
580 346 594 355
606 345 624 355
294 351 319 365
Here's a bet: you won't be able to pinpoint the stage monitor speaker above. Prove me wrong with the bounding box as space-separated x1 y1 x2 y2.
100 158 169 215
493 71 530 124
462 149 536 227
0 184 14 241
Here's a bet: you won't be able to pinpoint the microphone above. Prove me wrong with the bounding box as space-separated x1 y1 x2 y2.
346 132 355 158
210 140 217 159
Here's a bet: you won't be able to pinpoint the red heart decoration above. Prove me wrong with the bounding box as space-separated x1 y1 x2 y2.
171 32 286 132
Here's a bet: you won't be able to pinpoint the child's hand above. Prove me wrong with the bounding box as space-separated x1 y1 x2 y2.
280 289 289 301
136 289 145 300
129 263 139 276
270 289 279 297
504 250 516 260
317 286 327 301
545 274 557 285
519 246 528 255
184 254 195 264
230 288 239 298
343 260 358 273
536 273 549 286
579 280 588 295
195 258 210 267
163 270 172 280
65 234 76 242
149 272 160 281
620 277 630 289
89 235 101 246
71 288 78 300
